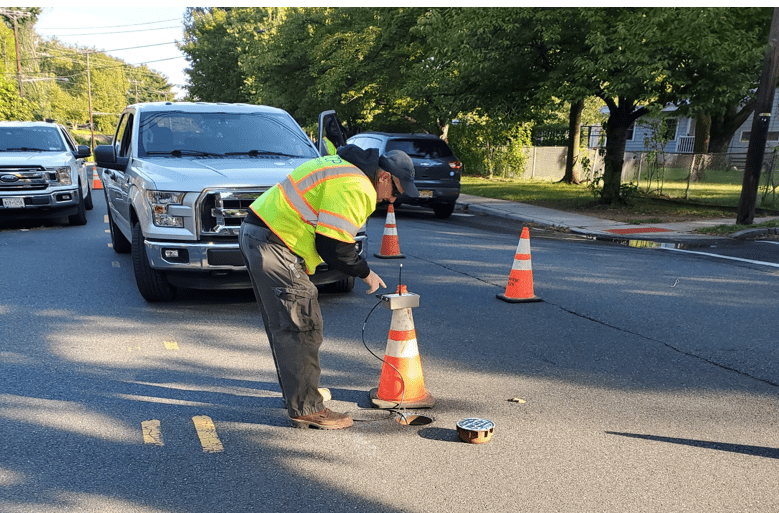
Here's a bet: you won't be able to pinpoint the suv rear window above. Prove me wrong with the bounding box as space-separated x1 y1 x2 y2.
385 138 454 159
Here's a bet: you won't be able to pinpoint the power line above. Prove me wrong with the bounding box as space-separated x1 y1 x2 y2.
40 18 181 30
46 25 181 37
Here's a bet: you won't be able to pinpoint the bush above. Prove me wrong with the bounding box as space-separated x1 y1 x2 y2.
448 114 532 179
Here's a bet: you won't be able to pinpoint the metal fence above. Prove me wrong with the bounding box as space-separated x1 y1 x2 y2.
515 147 779 205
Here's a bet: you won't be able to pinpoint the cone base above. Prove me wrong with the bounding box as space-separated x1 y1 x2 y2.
496 293 543 303
369 387 435 409
374 253 405 259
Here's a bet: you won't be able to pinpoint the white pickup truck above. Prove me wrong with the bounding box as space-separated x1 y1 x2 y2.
94 102 362 302
0 121 93 225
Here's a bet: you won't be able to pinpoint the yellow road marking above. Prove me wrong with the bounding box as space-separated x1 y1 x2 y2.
192 415 224 453
163 341 179 350
142 420 164 446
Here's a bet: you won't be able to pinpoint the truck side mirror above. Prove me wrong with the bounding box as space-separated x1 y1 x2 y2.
94 144 129 172
75 145 91 159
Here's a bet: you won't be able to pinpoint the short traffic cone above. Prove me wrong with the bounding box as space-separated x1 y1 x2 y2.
497 226 543 303
91 165 102 190
374 203 404 259
370 285 434 409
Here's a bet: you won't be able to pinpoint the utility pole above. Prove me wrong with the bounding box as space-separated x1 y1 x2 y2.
737 7 779 225
0 8 31 97
85 51 95 150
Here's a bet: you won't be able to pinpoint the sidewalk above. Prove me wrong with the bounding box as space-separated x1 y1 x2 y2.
457 194 779 245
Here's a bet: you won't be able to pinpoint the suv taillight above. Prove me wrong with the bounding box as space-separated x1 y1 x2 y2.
448 160 463 170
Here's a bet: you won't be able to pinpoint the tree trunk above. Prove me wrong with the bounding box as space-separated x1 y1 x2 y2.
563 99 584 184
601 102 633 204
708 100 756 154
693 112 710 154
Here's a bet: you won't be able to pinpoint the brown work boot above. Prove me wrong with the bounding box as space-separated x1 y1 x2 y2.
289 408 353 430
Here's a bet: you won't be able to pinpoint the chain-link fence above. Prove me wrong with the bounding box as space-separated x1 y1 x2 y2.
513 146 779 206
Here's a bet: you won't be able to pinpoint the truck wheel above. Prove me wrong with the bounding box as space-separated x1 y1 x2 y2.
68 185 88 225
85 184 94 211
432 202 455 219
320 276 355 294
107 203 131 253
132 222 177 301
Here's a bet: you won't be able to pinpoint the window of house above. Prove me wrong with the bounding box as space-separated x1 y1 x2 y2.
741 131 779 142
661 119 678 140
626 123 634 141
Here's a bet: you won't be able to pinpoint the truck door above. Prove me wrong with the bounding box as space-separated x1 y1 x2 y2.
317 110 347 156
104 112 134 235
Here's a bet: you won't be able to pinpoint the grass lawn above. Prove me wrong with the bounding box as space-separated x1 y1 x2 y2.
461 175 779 234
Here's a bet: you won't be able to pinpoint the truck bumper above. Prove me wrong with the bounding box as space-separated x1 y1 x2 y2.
144 235 366 290
0 188 81 221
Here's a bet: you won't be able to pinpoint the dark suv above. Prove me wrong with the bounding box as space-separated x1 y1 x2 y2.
346 132 462 218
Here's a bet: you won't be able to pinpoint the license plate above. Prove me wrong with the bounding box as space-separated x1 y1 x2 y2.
419 190 433 198
2 197 24 208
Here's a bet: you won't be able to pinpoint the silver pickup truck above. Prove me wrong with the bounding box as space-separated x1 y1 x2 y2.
94 102 363 302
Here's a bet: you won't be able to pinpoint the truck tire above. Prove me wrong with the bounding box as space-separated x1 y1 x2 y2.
68 185 88 225
85 184 94 211
132 222 177 301
320 276 355 294
106 201 131 253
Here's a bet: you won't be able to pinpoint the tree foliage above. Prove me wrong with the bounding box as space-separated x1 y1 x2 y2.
0 9 175 135
179 7 773 201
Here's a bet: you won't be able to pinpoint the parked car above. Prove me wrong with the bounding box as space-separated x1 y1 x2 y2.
94 102 365 301
0 121 93 225
346 132 462 218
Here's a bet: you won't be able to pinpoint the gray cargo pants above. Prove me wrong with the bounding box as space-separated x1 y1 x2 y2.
239 222 325 418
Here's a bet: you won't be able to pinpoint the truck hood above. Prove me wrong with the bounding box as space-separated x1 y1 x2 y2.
0 151 72 167
137 156 311 190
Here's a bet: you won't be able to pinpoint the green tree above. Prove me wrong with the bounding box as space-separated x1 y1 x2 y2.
180 7 249 102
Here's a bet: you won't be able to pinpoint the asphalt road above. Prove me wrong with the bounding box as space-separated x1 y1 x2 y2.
0 195 777 512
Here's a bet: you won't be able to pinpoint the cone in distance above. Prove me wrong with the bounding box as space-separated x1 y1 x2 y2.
497 226 542 303
91 165 102 190
370 285 434 409
374 203 405 259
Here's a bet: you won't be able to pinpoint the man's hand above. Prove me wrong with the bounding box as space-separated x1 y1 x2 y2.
362 269 386 294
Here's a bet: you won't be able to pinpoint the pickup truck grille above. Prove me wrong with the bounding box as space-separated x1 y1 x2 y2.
0 166 52 191
198 189 267 238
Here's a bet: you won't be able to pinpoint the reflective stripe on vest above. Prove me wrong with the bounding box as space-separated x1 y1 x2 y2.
249 155 376 274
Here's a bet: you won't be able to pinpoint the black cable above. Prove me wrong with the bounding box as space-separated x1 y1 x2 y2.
361 298 406 410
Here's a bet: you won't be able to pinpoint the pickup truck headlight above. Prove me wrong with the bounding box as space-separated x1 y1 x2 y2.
47 166 72 185
147 190 185 227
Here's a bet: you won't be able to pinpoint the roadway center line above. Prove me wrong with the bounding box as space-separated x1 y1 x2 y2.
192 415 224 453
660 244 779 268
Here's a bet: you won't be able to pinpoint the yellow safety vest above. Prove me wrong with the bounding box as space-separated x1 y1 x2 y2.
249 155 376 274
324 137 337 156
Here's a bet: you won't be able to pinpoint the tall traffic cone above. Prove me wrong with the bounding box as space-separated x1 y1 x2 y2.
497 226 543 303
370 285 435 409
90 164 102 190
374 203 405 259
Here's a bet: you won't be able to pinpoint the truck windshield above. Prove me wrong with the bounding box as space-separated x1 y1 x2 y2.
138 110 319 159
0 126 65 152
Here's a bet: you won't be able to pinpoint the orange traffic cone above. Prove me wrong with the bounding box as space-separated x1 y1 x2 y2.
374 203 404 259
370 285 434 409
91 165 102 190
497 226 542 303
